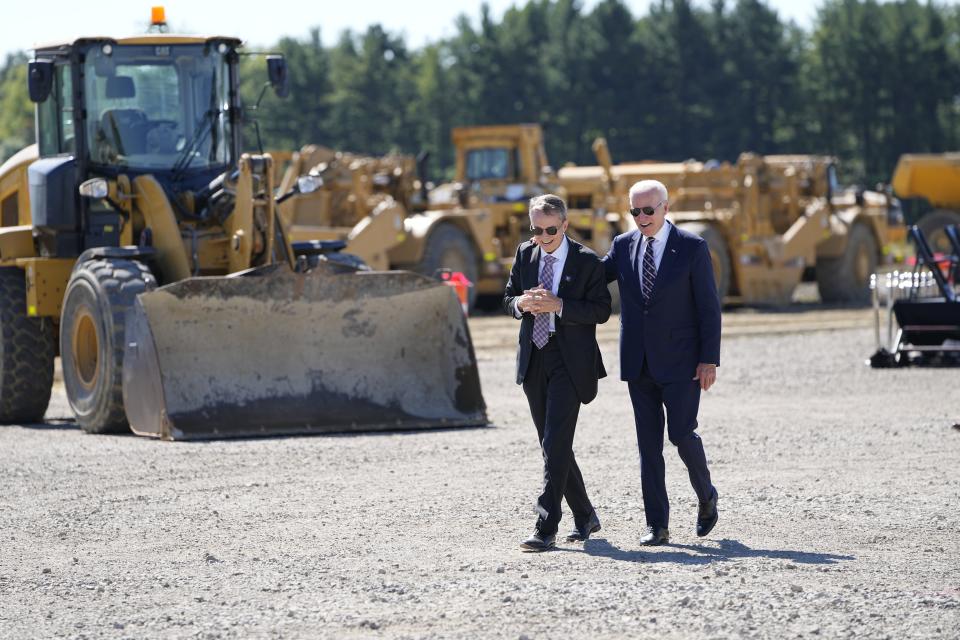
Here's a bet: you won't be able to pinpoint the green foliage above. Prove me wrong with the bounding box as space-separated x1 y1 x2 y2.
0 53 33 162
804 0 959 182
4 0 960 186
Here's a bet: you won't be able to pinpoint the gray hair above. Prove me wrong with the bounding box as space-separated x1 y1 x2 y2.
528 194 567 221
628 180 668 203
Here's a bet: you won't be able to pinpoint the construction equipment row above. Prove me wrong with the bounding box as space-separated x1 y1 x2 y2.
277 124 904 308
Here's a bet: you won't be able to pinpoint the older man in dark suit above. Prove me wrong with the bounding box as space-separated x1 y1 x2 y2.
503 194 611 552
603 180 721 545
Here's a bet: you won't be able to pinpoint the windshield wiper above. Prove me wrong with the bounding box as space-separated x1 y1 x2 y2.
171 108 218 180
172 71 221 182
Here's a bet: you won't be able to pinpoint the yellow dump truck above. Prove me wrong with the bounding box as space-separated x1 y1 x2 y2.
0 23 485 438
891 153 960 254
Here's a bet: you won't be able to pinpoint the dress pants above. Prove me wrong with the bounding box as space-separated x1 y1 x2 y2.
522 338 594 535
627 362 714 529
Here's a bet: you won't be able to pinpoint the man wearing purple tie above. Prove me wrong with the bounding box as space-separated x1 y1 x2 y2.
503 194 612 552
603 180 721 546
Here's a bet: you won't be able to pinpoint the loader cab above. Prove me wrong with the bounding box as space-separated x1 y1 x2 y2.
27 36 244 256
451 124 557 205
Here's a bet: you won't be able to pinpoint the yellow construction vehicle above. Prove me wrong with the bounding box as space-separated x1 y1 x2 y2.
275 145 420 271
891 153 960 254
424 124 626 296
277 124 630 307
560 145 903 304
0 19 485 439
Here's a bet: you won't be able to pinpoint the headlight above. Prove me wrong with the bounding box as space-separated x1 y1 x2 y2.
78 178 108 199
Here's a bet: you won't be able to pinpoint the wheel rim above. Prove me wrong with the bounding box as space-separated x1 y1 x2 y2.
72 310 99 390
928 229 952 255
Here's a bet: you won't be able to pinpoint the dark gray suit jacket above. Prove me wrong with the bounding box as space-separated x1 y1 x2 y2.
502 238 611 403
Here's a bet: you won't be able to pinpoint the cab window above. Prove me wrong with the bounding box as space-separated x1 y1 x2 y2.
465 148 513 180
37 65 75 157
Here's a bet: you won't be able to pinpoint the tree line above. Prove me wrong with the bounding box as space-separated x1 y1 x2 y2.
1 0 958 186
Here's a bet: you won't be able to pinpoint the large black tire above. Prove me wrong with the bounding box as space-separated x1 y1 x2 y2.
0 268 56 423
677 222 731 300
916 209 960 256
816 223 878 304
416 224 480 309
60 259 156 434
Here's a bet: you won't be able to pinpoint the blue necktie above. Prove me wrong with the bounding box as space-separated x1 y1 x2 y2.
642 238 656 301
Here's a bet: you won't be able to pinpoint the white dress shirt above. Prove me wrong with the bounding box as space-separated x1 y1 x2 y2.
639 220 672 292
514 235 569 330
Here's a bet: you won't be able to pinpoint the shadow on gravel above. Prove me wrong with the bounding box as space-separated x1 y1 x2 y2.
24 418 142 437
19 419 492 442
576 538 854 566
21 418 80 431
174 422 494 444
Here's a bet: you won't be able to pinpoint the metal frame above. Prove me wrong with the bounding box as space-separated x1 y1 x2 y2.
869 225 960 367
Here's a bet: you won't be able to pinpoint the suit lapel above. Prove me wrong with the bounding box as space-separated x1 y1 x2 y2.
629 231 643 288
557 238 578 296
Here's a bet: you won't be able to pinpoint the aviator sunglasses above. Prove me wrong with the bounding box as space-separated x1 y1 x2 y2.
530 225 561 236
630 199 666 217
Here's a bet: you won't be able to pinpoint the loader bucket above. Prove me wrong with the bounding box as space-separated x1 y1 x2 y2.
121 262 487 440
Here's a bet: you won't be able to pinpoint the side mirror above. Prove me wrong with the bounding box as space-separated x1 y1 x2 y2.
266 55 289 98
28 60 54 103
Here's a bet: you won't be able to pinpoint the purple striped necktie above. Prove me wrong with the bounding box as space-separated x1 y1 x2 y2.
532 254 557 349
642 237 657 301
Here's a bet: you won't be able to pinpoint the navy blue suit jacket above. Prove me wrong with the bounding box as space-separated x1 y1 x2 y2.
603 224 721 382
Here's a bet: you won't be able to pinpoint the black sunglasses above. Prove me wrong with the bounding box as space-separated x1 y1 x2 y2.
531 226 560 236
630 199 666 217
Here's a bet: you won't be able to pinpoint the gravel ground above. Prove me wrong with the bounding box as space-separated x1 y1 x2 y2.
1 308 958 639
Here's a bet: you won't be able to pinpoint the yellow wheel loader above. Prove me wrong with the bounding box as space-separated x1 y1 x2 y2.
0 30 485 439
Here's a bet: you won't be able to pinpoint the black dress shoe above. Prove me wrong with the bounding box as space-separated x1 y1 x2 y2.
565 511 601 542
697 488 719 537
520 531 556 552
640 525 670 546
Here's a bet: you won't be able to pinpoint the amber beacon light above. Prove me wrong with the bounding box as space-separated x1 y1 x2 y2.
151 6 167 26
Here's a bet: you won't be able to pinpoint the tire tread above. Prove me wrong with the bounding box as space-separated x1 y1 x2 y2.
61 259 155 434
0 268 56 423
816 223 878 304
